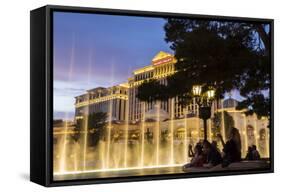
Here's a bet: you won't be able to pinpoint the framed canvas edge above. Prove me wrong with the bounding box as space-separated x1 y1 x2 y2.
32 4 274 187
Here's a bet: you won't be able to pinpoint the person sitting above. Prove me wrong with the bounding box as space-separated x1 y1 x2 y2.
217 127 242 167
202 140 222 168
188 143 195 157
183 143 205 170
211 140 221 153
245 146 254 160
251 145 261 160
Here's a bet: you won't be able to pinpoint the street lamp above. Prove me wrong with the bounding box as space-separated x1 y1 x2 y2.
192 85 202 96
192 85 215 141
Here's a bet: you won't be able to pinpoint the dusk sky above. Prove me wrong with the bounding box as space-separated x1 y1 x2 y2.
53 11 172 119
53 11 247 120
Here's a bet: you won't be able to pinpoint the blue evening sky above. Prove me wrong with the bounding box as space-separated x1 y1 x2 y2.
53 12 248 120
53 12 172 119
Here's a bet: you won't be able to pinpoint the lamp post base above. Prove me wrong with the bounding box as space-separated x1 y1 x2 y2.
199 106 211 141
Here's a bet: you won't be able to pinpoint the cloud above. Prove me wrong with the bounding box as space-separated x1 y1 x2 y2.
54 87 86 97
54 111 75 120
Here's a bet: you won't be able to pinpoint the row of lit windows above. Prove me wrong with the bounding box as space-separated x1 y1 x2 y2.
76 99 127 121
154 64 174 76
134 71 153 81
76 88 128 103
128 91 198 121
133 63 175 82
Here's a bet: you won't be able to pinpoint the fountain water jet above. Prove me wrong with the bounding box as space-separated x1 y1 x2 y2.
140 102 146 167
254 117 259 151
123 95 129 168
106 99 113 168
59 120 69 172
155 101 160 165
82 109 89 170
266 129 270 157
81 49 94 171
170 98 175 165
197 116 200 141
58 34 76 173
183 107 188 163
243 115 248 156
99 140 106 169
105 62 115 169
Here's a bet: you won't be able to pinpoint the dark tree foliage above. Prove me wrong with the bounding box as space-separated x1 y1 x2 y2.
75 112 108 147
137 19 270 119
87 112 108 146
236 94 270 118
53 119 63 126
137 79 169 101
73 118 85 142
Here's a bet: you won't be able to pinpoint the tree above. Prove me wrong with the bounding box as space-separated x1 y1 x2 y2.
87 112 108 146
73 118 85 142
137 79 168 102
137 19 271 119
75 112 108 147
165 19 270 118
236 94 270 118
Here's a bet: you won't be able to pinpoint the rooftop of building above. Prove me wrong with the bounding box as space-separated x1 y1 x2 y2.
133 51 175 75
75 82 129 99
76 51 175 98
221 98 239 108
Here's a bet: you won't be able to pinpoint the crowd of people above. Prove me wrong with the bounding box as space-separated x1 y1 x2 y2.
183 127 261 170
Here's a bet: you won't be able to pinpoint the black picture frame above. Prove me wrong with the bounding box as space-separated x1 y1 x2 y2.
30 5 274 187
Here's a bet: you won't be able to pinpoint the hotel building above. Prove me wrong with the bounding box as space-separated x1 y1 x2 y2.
75 83 129 121
128 51 205 122
75 51 200 122
74 51 270 157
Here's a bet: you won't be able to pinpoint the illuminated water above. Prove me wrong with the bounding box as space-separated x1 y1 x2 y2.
53 111 270 181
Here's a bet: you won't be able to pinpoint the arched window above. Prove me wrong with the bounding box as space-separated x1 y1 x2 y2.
247 125 255 146
259 128 266 141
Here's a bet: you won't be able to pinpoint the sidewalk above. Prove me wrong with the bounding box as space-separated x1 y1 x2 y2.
183 160 270 173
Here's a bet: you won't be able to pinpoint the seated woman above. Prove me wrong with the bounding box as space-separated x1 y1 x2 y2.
202 140 222 168
245 146 254 160
251 145 261 160
183 143 205 170
217 127 242 167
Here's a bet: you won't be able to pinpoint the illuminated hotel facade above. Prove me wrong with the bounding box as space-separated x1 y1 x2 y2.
74 51 270 157
128 51 199 121
75 51 200 122
75 84 129 121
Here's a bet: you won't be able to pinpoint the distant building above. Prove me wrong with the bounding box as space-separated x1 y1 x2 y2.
53 120 76 144
75 83 129 121
221 98 239 108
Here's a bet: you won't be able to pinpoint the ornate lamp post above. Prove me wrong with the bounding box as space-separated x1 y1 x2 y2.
192 85 215 141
